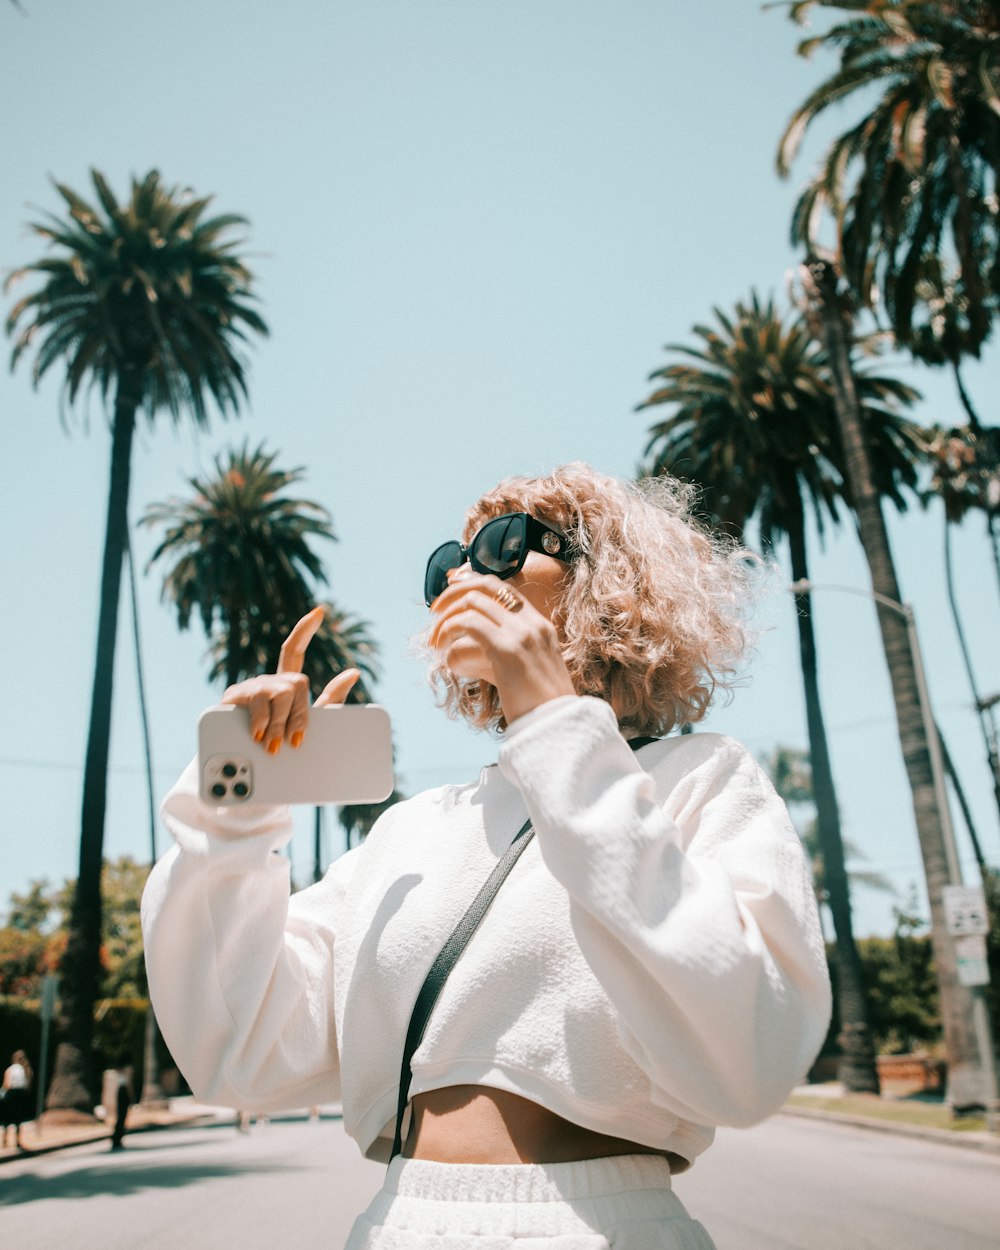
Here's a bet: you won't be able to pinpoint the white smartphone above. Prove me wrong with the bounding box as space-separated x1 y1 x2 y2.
198 704 394 806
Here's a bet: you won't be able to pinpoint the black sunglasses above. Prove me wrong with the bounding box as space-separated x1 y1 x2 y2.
424 512 576 606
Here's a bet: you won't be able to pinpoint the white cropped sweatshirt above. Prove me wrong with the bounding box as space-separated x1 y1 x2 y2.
141 695 831 1167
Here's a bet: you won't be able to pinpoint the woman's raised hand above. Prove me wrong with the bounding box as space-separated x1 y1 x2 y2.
428 570 575 723
220 607 361 755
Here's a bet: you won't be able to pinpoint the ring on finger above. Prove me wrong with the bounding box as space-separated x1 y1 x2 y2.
493 585 523 613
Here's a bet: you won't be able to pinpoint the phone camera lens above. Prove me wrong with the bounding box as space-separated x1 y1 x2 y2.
233 782 249 798
222 763 237 778
211 783 227 799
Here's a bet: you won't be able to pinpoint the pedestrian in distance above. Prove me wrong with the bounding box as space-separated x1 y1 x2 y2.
235 1109 268 1133
109 1066 133 1152
142 464 832 1248
1 1049 33 1150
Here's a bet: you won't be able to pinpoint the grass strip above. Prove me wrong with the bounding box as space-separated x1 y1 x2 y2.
787 1092 986 1133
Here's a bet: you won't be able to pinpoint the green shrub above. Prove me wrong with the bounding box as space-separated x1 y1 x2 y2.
0 997 183 1104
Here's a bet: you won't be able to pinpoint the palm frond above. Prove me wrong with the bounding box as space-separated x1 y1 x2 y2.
636 292 922 548
775 0 1000 351
6 169 269 425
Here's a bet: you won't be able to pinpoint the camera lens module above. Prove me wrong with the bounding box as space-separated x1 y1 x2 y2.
222 762 238 778
211 782 227 799
233 782 249 798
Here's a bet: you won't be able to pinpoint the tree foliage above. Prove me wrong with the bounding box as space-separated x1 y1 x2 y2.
855 912 942 1054
5 169 267 423
778 0 1000 359
0 858 149 1002
637 292 923 537
921 420 1000 520
143 443 365 687
144 444 402 845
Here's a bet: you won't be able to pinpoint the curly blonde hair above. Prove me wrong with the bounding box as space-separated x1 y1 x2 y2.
428 463 757 736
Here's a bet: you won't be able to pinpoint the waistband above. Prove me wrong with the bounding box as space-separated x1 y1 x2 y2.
383 1153 674 1204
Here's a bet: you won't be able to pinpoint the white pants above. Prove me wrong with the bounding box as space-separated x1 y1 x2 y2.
345 1154 717 1249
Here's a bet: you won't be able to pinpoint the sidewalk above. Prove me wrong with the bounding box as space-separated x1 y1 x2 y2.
0 1096 222 1165
4 1088 998 1165
782 1082 1000 1155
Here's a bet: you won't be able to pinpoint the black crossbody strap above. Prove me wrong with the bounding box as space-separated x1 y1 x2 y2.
389 815 535 1159
388 733 660 1161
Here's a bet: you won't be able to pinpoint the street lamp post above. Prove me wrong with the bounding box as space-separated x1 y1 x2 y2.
126 539 168 1109
789 579 1000 1131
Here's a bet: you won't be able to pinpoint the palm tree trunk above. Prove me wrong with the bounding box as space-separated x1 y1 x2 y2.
787 496 880 1093
46 372 140 1116
225 605 241 690
804 257 987 1109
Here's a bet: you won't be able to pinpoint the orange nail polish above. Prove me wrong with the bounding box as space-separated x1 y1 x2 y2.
290 731 304 749
267 738 281 756
253 729 265 744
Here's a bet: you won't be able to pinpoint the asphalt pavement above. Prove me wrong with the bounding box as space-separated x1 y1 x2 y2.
2 1107 998 1250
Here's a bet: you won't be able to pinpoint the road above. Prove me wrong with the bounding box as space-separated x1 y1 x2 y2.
1 1111 998 1250
674 1115 1000 1249
0 1111 385 1250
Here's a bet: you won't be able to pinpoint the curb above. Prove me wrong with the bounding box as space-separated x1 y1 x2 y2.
779 1105 1000 1154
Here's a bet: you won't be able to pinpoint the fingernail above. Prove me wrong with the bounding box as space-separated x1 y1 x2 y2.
267 738 281 756
253 729 265 744
290 731 304 749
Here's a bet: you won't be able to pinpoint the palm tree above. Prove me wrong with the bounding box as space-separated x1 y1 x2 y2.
637 292 923 1091
143 445 396 874
776 0 1000 583
778 0 1000 664
144 444 344 687
777 0 1000 362
4 170 267 1113
800 254 993 1109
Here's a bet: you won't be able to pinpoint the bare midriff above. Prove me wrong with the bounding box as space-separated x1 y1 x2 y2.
405 1085 686 1171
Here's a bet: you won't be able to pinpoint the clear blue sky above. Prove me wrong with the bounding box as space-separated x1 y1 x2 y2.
1 0 997 937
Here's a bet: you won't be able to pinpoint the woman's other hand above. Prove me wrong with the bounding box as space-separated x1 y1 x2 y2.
428 571 576 723
220 607 361 755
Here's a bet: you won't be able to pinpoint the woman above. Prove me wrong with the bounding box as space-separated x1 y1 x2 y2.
2 1050 33 1150
142 464 831 1248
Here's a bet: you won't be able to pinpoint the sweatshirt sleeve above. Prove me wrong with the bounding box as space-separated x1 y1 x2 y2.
498 696 832 1128
140 760 351 1111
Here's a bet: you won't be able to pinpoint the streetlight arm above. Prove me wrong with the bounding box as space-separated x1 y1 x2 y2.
789 578 913 621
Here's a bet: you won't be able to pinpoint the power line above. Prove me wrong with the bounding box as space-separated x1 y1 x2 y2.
0 756 187 777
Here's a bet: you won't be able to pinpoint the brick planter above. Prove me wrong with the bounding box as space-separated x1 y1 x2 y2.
876 1053 945 1091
